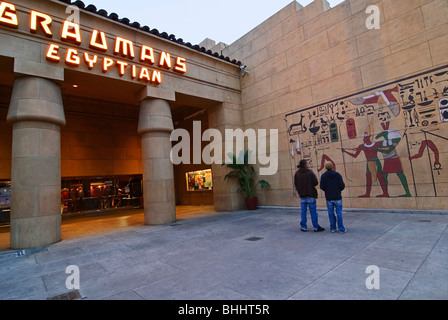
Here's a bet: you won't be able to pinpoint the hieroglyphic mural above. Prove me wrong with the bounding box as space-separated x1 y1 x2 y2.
285 65 448 200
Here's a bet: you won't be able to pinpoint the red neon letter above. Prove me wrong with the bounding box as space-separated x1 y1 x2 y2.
114 37 135 58
140 45 155 64
30 11 52 37
151 70 162 84
116 61 128 76
61 21 82 44
174 57 187 73
84 53 98 69
103 57 114 73
0 2 18 28
159 51 171 69
131 65 137 79
139 67 150 82
65 49 80 66
46 44 60 62
90 30 108 51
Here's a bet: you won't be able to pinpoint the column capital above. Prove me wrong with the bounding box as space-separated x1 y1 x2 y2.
7 76 66 126
137 86 176 102
138 98 174 134
14 59 64 82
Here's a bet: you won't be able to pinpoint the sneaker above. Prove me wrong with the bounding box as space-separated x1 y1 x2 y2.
314 227 325 232
301 228 307 232
331 229 336 233
339 229 347 233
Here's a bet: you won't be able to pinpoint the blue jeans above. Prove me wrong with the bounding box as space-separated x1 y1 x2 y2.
300 197 320 230
326 200 345 232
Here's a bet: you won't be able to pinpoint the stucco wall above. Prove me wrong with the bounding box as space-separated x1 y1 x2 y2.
61 95 142 178
224 0 448 210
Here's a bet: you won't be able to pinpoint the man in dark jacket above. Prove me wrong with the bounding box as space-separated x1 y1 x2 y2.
294 160 325 232
320 162 346 233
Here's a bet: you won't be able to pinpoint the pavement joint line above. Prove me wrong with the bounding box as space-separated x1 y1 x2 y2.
0 245 48 261
220 284 258 300
41 273 49 293
397 223 448 300
285 212 414 300
130 289 145 300
259 206 448 215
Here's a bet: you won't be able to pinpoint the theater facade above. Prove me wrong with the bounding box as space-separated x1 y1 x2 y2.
0 0 447 249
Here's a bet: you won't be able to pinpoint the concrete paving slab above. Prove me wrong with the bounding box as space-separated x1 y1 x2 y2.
158 247 222 271
0 274 47 300
399 249 448 300
105 290 144 300
41 262 107 294
260 248 348 282
0 254 37 276
399 227 448 300
211 261 310 300
191 284 255 300
0 208 447 300
34 246 85 264
133 266 223 300
348 247 428 273
288 261 415 300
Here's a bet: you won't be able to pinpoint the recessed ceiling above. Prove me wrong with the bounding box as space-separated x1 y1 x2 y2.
63 69 145 106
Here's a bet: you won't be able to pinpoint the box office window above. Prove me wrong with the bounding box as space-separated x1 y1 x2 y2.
186 169 213 191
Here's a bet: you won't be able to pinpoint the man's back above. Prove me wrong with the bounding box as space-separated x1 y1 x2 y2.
320 170 345 201
294 168 318 198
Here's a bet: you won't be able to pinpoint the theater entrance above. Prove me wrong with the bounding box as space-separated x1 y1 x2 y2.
171 99 215 207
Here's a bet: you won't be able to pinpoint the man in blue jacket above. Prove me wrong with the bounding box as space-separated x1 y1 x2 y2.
320 162 347 233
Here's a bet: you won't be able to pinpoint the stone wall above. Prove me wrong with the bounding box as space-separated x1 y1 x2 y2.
0 85 12 180
2 91 144 180
61 95 142 178
223 0 448 210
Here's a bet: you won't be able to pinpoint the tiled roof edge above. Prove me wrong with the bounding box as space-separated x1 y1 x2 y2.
56 0 242 66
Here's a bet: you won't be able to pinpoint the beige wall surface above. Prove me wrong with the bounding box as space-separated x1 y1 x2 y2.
61 96 142 178
224 0 448 210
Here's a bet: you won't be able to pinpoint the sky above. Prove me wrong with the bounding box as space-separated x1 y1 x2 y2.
85 0 345 46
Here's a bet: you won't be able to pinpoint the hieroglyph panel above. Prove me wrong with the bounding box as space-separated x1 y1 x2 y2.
286 64 448 200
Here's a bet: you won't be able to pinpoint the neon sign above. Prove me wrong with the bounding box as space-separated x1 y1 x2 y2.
0 1 188 85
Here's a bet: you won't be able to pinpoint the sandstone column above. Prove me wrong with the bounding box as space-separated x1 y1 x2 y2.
138 98 176 225
7 76 66 249
208 102 246 211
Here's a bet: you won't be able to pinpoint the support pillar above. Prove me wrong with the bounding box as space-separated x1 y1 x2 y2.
208 102 245 211
138 98 176 225
7 76 66 249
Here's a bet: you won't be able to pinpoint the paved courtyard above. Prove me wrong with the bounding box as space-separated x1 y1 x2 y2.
0 208 447 300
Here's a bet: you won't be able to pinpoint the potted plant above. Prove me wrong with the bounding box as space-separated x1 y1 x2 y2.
222 150 270 210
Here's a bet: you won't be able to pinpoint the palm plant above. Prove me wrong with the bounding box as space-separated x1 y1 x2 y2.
222 150 270 209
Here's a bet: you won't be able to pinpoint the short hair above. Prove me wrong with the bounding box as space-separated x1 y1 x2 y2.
325 162 333 171
297 159 308 169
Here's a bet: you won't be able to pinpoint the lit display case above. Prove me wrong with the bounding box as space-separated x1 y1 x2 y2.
185 169 213 191
0 181 11 224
